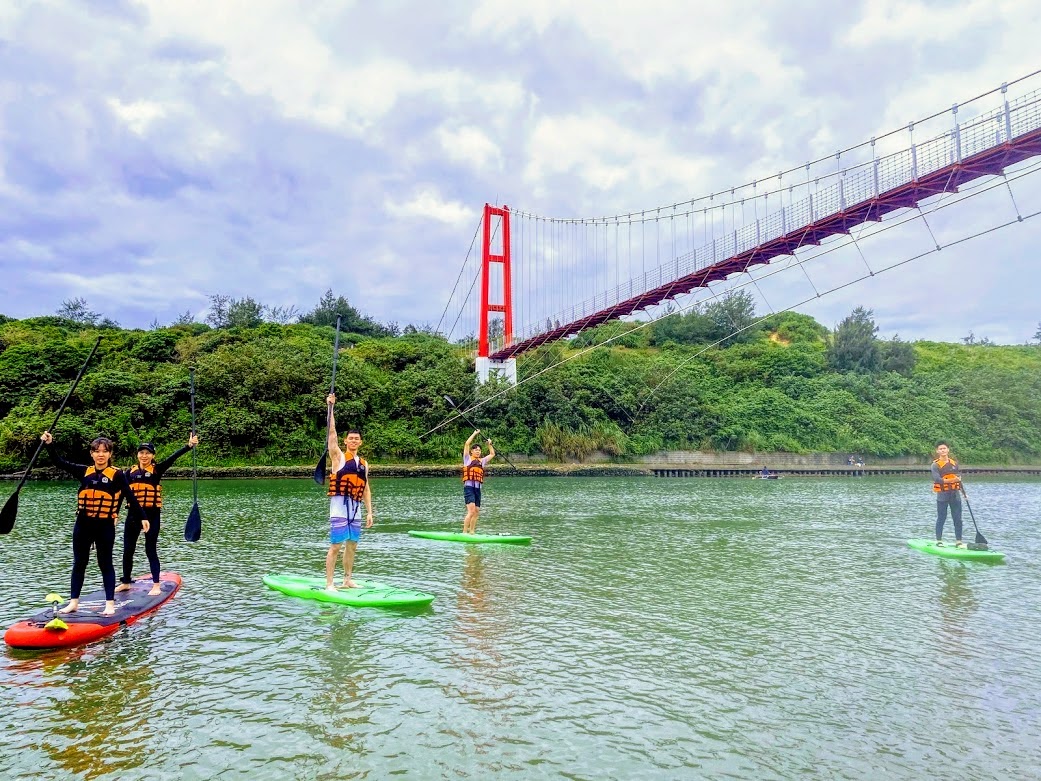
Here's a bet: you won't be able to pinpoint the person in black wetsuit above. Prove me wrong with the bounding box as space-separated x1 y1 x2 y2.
117 435 198 596
41 432 147 616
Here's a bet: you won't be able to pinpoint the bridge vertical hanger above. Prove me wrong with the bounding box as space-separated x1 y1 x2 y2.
476 203 517 384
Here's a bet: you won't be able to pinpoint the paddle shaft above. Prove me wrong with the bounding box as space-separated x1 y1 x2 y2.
960 486 988 544
444 395 519 472
314 316 342 485
327 314 342 431
11 336 101 495
190 367 198 503
183 367 202 542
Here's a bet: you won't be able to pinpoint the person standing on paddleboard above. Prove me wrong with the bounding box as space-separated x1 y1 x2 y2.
931 441 965 548
117 434 199 597
324 393 373 590
462 430 496 535
40 432 148 616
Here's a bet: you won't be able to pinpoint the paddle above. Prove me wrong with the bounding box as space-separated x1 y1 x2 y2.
184 367 202 543
960 486 988 547
313 315 343 486
43 592 68 631
0 336 102 535
443 395 519 472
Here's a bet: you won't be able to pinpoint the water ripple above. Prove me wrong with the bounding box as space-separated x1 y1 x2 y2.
1 476 1040 779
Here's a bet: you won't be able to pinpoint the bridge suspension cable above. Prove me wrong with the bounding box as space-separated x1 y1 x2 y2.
424 153 1041 436
439 71 1041 362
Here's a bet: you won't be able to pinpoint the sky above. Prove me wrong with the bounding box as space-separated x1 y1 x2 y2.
1 0 1039 344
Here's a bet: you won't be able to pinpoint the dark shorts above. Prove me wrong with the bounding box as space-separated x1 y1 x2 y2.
464 485 482 507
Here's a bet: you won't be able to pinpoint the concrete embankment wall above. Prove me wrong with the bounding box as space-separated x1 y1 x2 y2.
5 451 1040 480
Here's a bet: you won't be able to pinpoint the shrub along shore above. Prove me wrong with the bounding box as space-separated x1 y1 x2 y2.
2 297 1040 475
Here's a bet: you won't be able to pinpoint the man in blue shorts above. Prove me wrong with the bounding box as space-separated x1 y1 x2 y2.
462 429 495 534
325 393 373 589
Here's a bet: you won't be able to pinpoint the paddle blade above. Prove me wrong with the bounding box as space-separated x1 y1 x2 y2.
0 490 19 535
974 530 988 545
313 450 328 486
184 503 202 543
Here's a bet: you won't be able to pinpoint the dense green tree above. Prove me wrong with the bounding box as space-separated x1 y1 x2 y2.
206 294 233 328
704 290 758 343
879 335 917 376
227 297 265 329
0 310 1039 471
299 289 390 337
828 307 881 373
56 297 101 326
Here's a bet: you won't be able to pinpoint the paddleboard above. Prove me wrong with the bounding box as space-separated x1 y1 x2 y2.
262 575 434 608
4 572 182 650
407 530 532 545
907 539 1006 563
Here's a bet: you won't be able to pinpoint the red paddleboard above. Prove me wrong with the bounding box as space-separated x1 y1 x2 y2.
4 572 182 650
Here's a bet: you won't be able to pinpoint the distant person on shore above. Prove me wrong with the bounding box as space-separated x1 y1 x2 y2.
117 434 199 597
40 432 147 616
462 430 495 534
324 393 373 590
931 441 964 548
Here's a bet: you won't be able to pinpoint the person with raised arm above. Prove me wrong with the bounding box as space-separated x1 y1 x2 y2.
461 430 495 534
324 393 373 590
117 434 199 596
41 432 147 616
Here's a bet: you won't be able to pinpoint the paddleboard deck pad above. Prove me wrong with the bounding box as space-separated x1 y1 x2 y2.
907 539 1006 563
408 530 532 545
4 572 182 650
262 575 434 608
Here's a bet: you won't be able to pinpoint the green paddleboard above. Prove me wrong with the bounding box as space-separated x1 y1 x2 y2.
262 575 435 607
408 530 532 545
907 539 1006 563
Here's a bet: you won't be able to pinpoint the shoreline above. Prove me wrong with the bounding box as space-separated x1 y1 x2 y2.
4 463 1041 480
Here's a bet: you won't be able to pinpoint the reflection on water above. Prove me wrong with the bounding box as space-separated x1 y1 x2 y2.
455 549 499 664
935 561 979 659
1 476 1040 780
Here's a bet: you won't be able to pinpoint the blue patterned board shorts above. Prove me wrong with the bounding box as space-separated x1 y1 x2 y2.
330 516 362 544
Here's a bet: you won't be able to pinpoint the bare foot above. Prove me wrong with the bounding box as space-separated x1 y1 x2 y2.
101 605 116 616
148 584 162 596
59 602 79 614
114 583 132 593
341 578 359 589
324 583 338 592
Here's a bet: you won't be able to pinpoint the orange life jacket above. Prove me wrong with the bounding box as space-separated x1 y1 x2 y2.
126 463 162 509
462 458 485 484
932 457 962 493
77 466 123 520
328 456 367 502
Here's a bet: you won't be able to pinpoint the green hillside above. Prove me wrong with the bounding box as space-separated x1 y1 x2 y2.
1 300 1039 471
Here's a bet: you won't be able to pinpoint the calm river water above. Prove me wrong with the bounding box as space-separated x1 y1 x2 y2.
1 475 1039 780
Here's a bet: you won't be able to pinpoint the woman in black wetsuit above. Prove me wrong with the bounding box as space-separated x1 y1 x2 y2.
41 432 146 616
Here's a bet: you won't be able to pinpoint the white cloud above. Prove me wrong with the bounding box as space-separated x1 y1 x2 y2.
437 125 503 171
0 0 1039 344
842 0 991 46
524 112 713 206
107 98 167 135
392 186 476 228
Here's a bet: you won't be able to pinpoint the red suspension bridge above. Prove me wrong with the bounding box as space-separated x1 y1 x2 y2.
440 72 1041 381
